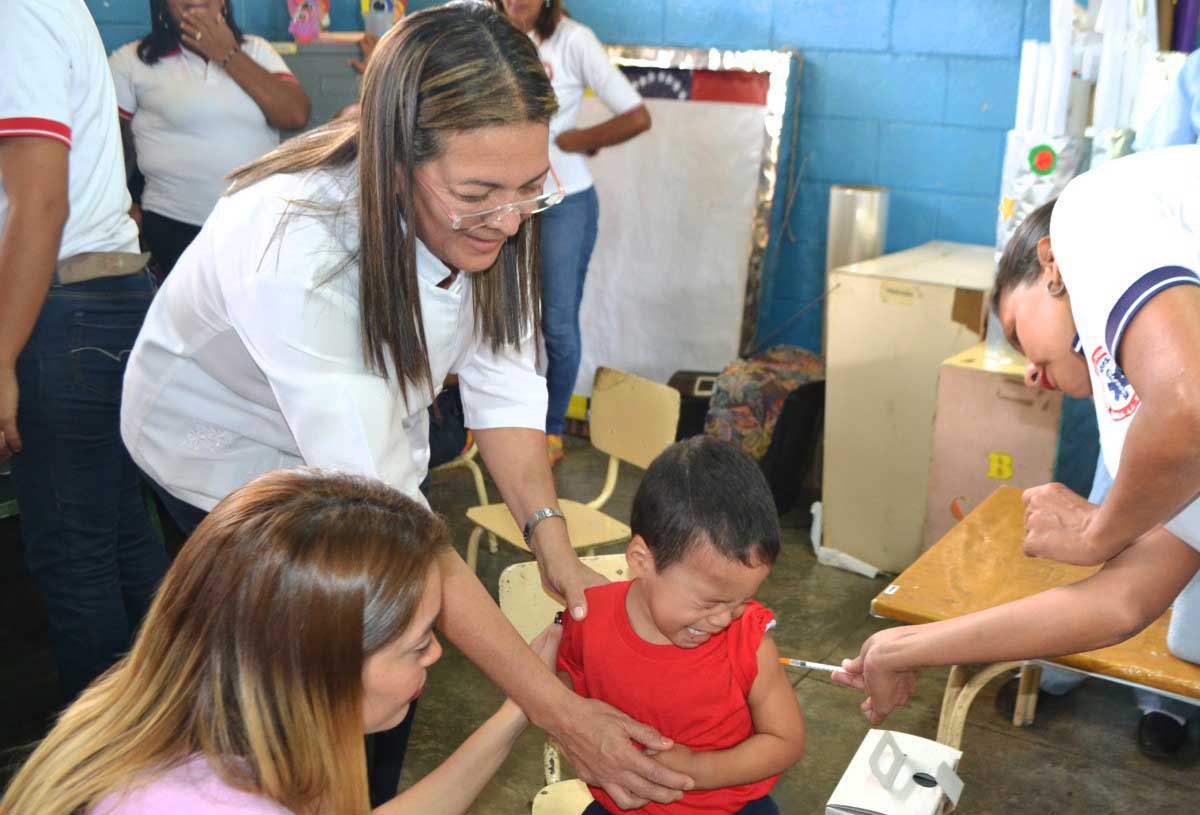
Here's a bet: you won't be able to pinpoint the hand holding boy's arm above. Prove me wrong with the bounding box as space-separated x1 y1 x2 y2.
377 624 561 815
651 634 806 789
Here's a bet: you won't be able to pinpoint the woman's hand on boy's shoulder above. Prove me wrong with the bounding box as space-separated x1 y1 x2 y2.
536 543 609 621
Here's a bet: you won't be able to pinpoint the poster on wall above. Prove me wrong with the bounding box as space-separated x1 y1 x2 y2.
571 49 795 395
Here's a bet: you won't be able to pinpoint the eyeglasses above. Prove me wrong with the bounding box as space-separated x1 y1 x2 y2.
417 166 565 232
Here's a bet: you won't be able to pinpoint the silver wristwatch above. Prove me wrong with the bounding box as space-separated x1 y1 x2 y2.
523 506 566 546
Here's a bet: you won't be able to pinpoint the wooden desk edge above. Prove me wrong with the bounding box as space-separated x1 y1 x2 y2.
871 592 1200 699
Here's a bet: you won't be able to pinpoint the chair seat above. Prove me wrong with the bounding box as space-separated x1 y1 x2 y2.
466 499 630 553
499 555 630 642
532 779 594 815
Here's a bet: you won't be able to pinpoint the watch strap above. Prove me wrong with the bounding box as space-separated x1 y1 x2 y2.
523 506 566 546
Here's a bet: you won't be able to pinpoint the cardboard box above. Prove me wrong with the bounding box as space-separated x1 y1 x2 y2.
827 730 963 815
922 344 1062 552
822 242 994 573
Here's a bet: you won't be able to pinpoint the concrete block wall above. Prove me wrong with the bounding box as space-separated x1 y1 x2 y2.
87 0 1053 352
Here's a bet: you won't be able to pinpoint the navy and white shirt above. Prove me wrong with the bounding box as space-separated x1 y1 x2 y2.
1052 145 1200 549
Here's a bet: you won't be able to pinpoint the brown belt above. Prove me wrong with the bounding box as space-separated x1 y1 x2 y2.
55 251 151 285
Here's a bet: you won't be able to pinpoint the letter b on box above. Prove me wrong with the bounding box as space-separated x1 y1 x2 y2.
986 452 1014 480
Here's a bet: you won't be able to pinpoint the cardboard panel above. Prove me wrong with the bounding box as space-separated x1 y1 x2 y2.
922 343 1061 551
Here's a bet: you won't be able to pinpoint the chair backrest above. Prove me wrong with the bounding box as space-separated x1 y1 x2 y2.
588 367 681 470
498 554 630 643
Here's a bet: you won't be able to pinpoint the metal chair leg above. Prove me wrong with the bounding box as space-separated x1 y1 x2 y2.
543 742 563 785
459 455 498 555
466 526 484 573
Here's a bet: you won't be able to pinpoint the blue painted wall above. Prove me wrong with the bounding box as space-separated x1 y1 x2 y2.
87 0 1051 352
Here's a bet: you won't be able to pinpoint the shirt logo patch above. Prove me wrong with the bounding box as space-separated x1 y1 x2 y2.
1091 346 1140 421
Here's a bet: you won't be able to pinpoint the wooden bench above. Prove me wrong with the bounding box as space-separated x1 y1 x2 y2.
871 486 1200 749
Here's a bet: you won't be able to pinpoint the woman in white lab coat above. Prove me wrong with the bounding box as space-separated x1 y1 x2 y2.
120 4 691 810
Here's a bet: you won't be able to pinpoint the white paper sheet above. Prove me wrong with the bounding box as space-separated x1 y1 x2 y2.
571 96 765 395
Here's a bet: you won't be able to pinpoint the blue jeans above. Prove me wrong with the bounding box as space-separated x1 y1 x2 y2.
1040 454 1198 721
583 795 778 815
149 478 208 538
11 270 168 703
540 186 599 436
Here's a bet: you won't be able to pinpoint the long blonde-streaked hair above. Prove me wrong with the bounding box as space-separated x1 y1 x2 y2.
1 469 448 815
227 1 558 406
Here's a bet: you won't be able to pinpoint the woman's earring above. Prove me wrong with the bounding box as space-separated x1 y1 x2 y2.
1046 278 1066 297
545 0 552 7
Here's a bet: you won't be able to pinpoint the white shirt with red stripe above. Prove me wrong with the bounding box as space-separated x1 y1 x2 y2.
0 0 139 259
1053 145 1200 550
109 35 298 226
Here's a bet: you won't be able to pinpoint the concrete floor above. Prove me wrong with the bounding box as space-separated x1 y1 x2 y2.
2 439 1198 811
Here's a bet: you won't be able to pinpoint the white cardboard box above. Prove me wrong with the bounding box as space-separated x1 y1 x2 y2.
822 242 994 574
826 730 964 815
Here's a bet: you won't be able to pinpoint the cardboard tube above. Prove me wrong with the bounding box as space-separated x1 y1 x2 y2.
1031 43 1054 134
825 185 889 274
1048 41 1073 137
1015 40 1040 131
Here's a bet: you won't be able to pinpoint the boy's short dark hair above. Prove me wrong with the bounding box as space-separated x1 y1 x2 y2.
630 436 780 572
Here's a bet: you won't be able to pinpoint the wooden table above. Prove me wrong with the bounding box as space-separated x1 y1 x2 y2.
871 486 1200 748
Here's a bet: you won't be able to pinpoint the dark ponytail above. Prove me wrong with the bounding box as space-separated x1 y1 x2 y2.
993 199 1056 314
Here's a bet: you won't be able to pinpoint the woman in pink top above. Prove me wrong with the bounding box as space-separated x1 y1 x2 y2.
1 468 559 815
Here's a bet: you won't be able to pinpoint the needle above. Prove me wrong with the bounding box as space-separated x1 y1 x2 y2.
779 657 842 673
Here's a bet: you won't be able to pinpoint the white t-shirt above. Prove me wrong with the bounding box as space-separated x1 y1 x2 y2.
121 165 547 511
108 36 297 226
1052 145 1200 549
0 0 138 259
535 17 642 196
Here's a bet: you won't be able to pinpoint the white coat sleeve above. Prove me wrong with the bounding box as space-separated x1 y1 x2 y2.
456 320 548 432
223 211 429 504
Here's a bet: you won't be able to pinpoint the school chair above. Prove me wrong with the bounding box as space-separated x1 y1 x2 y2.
499 554 632 813
431 439 497 556
464 367 681 572
532 780 593 815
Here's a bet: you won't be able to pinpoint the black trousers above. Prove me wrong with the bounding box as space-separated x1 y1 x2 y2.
369 389 465 804
141 209 202 280
366 701 419 806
